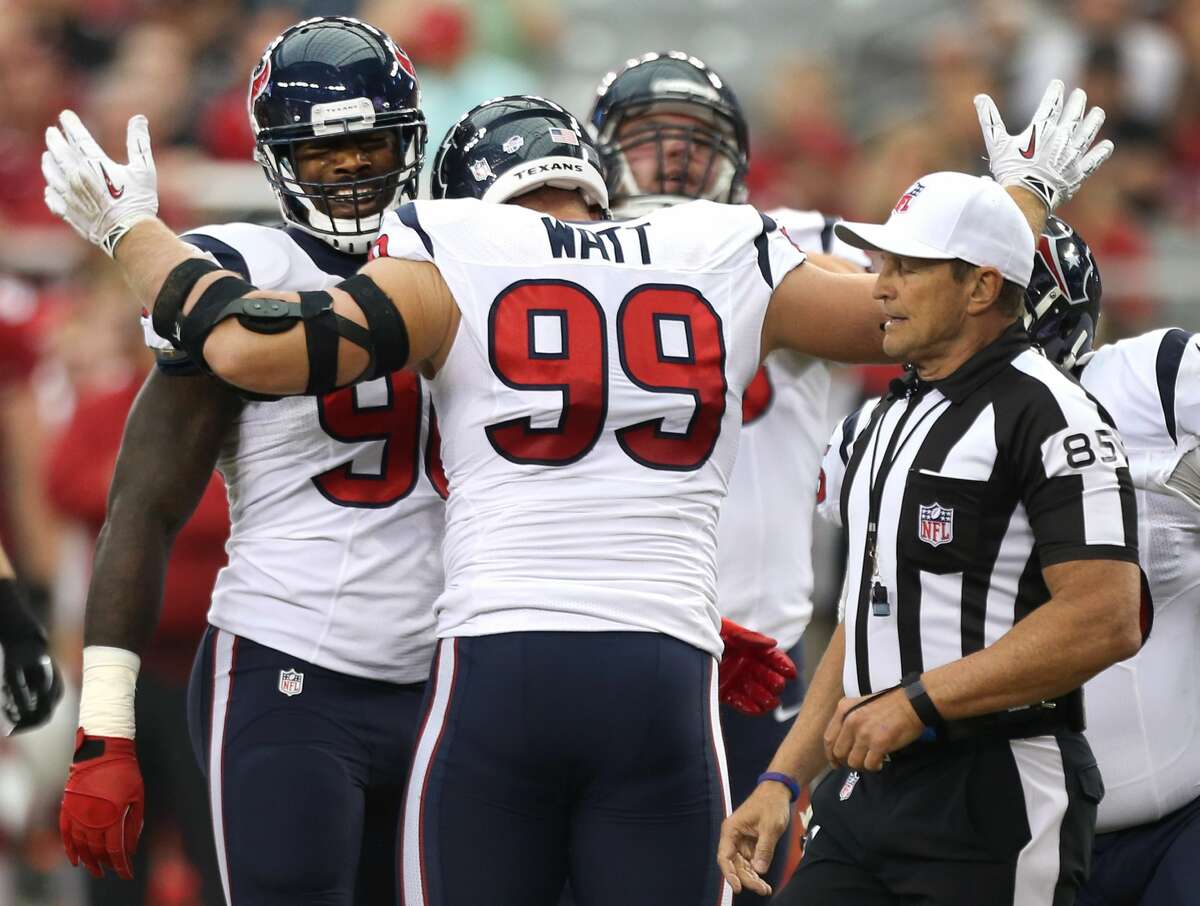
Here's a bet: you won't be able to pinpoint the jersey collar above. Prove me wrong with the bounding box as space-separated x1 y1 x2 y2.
927 320 1031 404
285 227 366 280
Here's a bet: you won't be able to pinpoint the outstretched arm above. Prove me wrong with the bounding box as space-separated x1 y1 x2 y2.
761 78 1114 364
761 265 887 363
112 219 456 395
42 111 456 396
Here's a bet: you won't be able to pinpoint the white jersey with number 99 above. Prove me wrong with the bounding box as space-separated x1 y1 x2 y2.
375 199 806 657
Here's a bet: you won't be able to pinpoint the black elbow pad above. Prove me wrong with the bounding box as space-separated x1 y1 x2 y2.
154 260 405 395
336 275 410 378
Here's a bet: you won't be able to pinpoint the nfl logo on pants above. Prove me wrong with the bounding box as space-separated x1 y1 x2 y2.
278 668 304 697
918 503 954 547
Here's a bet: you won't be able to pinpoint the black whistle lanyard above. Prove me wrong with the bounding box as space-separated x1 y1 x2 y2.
858 388 947 619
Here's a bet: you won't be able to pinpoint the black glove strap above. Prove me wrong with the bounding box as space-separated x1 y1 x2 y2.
901 671 944 729
0 579 45 645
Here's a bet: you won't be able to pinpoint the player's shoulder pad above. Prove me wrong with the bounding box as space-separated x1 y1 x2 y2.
642 201 807 285
646 199 764 250
766 207 870 269
375 198 516 265
835 397 882 465
376 199 528 264
817 396 881 526
1093 327 1200 444
1093 327 1187 363
181 222 294 288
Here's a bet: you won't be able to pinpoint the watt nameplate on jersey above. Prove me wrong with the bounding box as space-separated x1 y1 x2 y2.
918 503 954 547
278 668 305 697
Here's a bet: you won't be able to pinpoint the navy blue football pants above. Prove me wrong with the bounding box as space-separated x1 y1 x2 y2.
401 631 731 906
1077 793 1200 906
187 626 426 906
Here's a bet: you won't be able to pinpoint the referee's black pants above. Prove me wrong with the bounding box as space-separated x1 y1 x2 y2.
774 731 1104 906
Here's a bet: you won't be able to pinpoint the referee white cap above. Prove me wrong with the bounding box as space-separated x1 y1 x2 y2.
835 171 1035 288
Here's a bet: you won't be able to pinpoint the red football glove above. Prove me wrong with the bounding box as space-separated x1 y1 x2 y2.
719 618 798 716
60 729 144 879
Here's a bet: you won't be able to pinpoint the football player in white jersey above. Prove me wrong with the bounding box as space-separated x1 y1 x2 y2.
43 80 1107 905
53 18 444 906
586 51 870 900
1022 219 1200 906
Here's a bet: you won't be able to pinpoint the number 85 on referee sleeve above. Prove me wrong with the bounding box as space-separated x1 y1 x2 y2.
1059 428 1126 470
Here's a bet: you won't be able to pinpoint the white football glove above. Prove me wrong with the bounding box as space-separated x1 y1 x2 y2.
975 79 1115 211
42 110 159 257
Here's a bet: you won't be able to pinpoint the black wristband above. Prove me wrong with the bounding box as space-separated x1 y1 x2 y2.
901 672 943 729
0 579 45 644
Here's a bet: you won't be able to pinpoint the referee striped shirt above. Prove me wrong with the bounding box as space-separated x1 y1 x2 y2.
831 323 1138 697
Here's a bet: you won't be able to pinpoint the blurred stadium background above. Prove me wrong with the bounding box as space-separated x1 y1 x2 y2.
0 0 1196 903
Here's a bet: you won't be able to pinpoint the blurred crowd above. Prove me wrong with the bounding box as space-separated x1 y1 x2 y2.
0 0 1197 903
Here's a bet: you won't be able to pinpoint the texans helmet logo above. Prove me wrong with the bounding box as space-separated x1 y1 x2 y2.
392 44 417 80
249 54 272 108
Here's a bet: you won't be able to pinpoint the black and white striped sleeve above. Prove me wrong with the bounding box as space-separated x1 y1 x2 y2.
1009 364 1139 567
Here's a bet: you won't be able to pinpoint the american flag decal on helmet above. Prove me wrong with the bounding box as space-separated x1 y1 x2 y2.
548 127 579 146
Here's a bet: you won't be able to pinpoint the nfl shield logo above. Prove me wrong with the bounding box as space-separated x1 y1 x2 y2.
838 770 860 801
918 502 954 547
278 669 304 697
468 158 494 182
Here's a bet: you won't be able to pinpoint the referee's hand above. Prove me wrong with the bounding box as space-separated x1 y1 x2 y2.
716 781 792 897
824 690 925 772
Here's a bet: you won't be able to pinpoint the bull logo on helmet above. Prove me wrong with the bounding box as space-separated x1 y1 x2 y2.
392 43 417 80
249 54 272 111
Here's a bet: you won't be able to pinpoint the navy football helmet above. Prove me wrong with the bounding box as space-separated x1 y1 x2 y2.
1023 216 1102 369
588 52 749 217
431 95 608 211
249 16 426 254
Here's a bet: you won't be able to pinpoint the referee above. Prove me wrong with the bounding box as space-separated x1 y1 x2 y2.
718 171 1143 905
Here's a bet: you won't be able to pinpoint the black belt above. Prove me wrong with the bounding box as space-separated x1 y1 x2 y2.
893 689 1085 758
